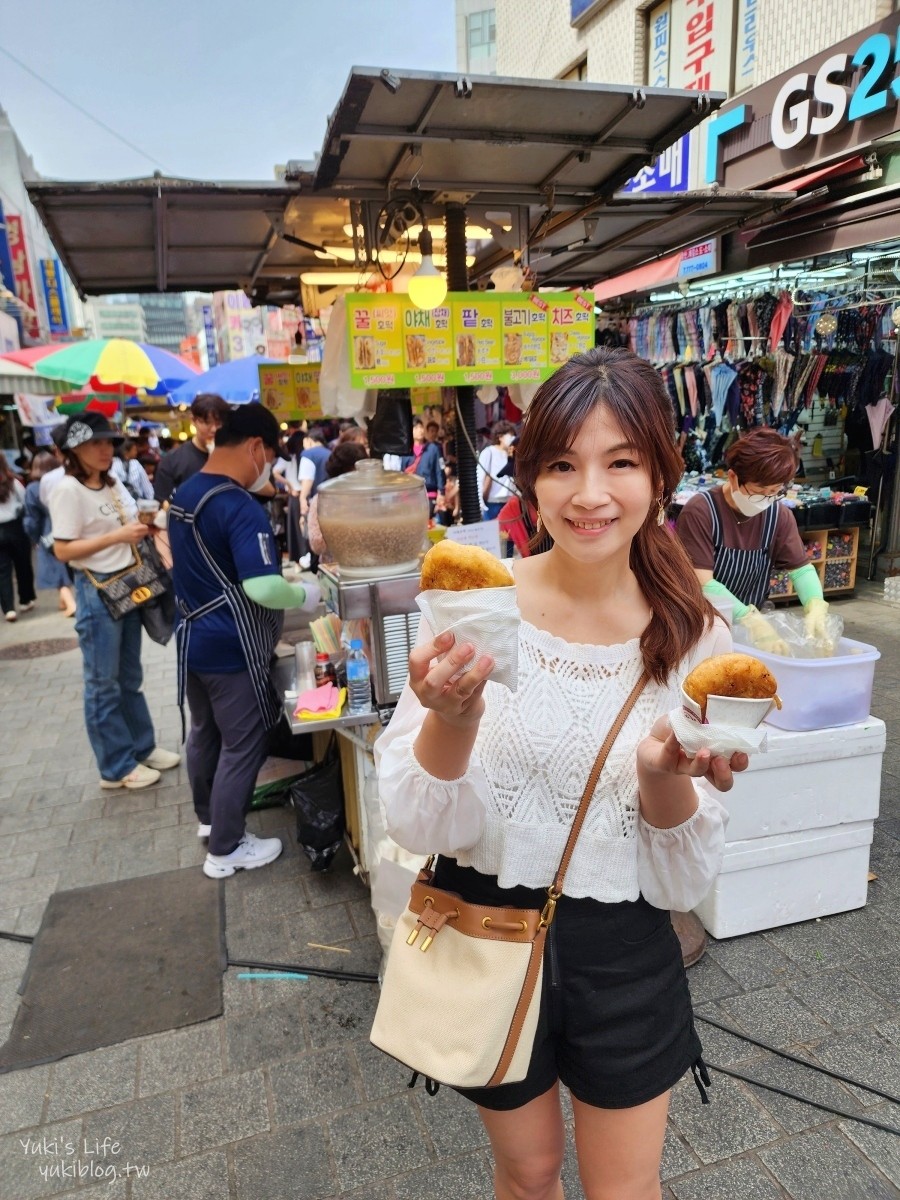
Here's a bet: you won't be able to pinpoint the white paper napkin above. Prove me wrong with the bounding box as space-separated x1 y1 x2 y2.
416 587 520 691
669 704 769 757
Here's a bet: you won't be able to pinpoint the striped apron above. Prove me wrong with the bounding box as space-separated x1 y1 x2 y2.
169 481 283 735
701 489 779 610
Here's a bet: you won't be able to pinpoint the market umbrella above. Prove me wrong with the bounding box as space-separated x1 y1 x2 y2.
1 345 68 369
54 393 121 418
169 354 279 404
0 357 72 396
33 339 198 398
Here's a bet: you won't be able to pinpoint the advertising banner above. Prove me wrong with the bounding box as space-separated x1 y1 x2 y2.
0 202 16 300
668 0 735 95
258 362 323 423
345 291 594 390
39 259 69 336
5 215 40 339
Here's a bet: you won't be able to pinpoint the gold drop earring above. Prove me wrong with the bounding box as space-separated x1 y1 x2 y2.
656 497 667 526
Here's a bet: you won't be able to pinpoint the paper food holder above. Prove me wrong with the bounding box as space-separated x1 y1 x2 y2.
416 586 520 692
669 687 777 758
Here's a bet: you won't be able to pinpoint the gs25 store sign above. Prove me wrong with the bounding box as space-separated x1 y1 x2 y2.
706 27 900 182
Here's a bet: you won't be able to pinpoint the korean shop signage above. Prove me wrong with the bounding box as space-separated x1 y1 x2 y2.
40 260 69 336
706 11 900 188
345 292 594 390
258 363 322 422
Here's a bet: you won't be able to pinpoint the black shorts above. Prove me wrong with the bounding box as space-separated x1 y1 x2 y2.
432 857 705 1113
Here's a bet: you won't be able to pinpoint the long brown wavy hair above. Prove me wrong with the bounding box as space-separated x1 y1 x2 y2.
515 346 715 684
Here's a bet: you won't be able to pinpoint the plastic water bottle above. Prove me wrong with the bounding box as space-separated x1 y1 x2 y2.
346 639 373 715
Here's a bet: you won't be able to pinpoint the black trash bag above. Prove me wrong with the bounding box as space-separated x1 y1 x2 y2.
367 389 413 457
288 735 344 871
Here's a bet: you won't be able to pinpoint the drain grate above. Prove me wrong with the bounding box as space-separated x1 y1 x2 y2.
0 638 79 660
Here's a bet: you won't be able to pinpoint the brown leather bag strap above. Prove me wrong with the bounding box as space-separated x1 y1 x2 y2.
551 671 649 897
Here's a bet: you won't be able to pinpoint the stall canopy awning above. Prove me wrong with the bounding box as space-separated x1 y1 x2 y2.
25 172 351 302
26 67 794 299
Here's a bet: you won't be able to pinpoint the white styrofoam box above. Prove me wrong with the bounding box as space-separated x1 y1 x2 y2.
721 718 885 843
694 820 874 939
738 638 880 731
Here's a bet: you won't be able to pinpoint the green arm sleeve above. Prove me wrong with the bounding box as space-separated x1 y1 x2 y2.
789 562 824 607
242 574 317 611
702 578 750 620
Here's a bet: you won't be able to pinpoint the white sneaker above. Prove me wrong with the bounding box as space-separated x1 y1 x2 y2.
197 823 211 840
100 764 161 790
203 832 283 879
19 601 35 613
141 747 181 771
4 611 16 623
299 553 311 569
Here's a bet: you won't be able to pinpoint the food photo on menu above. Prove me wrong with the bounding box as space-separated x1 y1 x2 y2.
405 334 427 369
353 335 376 369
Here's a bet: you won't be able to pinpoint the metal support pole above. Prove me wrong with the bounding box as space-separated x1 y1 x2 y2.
444 202 481 524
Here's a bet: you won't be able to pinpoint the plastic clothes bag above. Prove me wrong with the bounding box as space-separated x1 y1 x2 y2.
734 606 844 659
288 735 344 871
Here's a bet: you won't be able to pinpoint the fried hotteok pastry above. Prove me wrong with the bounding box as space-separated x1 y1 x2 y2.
420 539 513 591
683 653 781 719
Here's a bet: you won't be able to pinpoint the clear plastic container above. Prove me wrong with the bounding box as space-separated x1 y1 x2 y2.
737 637 880 731
317 459 428 579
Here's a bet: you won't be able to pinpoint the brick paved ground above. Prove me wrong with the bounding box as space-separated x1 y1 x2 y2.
0 583 898 1200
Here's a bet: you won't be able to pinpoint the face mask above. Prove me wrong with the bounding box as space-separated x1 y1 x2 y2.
731 488 778 517
501 434 515 448
248 446 272 493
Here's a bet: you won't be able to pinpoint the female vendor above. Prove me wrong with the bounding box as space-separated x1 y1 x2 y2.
676 427 829 649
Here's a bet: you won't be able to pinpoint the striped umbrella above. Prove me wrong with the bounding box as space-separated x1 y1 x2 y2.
32 339 198 397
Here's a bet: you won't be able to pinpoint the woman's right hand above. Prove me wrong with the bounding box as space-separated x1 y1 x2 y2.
118 521 151 545
408 631 494 729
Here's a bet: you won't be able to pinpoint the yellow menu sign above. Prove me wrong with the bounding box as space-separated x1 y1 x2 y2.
346 291 593 389
258 363 323 423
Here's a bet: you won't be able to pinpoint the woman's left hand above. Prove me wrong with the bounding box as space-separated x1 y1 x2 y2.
637 715 749 793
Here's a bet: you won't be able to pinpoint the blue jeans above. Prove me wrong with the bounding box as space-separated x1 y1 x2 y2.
73 571 157 781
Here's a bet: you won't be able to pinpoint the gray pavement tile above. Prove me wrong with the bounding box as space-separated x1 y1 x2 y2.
839 1100 900 1188
0 1063 49 1134
393 1151 494 1200
238 876 310 922
151 786 186 810
0 811 53 837
1 852 38 882
340 1183 397 1200
81 1094 175 1167
180 1069 269 1155
694 1005 763 1066
668 1156 785 1200
224 915 294 964
660 1128 701 1180
270 1046 362 1124
717 987 830 1047
686 955 743 1005
100 792 158 819
668 1074 781 1164
787 967 891 1031
47 1044 138 1122
221 968 257 1015
809 1028 900 1108
412 1080 489 1157
0 937 29 983
54 1181 126 1200
138 1021 223 1097
283 904 358 954
123 809 180 836
825 904 900 953
130 1148 230 1200
299 978 379 1051
233 1124 335 1200
348 896 377 938
15 902 49 937
740 1047 864 1133
248 974 322 1008
225 997 308 1072
851 950 900 1004
0 975 25 1026
15 827 72 857
352 1037 416 1102
877 1016 900 1048
48 800 107 826
762 919 859 970
0 1118 84 1199
329 1094 430 1192
759 1126 899 1200
706 934 800 992
302 867 369 910
559 1122 585 1200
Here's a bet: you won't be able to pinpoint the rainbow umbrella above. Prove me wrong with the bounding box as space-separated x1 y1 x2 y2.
33 339 198 398
0 357 72 396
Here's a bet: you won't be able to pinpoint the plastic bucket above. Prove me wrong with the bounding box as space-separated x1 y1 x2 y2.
740 637 880 731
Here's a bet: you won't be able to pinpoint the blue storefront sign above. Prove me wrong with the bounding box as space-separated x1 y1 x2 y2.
39 259 69 335
0 201 17 298
622 134 691 194
202 305 218 367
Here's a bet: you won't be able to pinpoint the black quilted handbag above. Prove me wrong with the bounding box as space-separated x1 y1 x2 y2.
84 538 172 621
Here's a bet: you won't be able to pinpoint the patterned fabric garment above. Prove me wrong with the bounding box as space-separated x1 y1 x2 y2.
738 361 765 428
754 292 779 341
699 306 715 358
771 347 795 416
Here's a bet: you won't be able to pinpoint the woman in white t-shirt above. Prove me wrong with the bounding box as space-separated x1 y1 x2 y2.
49 415 180 791
477 419 517 520
376 348 748 1198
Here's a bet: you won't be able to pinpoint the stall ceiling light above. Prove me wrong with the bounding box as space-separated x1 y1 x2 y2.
299 271 374 286
342 222 501 242
318 245 474 267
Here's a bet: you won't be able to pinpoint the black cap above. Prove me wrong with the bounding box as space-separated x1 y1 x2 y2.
61 412 124 451
216 402 281 452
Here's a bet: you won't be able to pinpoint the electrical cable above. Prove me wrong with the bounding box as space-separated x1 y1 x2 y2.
0 931 33 945
0 43 170 173
227 956 378 986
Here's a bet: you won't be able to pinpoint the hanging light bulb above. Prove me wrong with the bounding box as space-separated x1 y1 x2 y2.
407 229 448 310
816 311 837 336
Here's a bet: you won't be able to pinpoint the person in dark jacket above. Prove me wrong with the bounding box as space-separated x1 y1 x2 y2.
153 394 230 504
415 420 444 515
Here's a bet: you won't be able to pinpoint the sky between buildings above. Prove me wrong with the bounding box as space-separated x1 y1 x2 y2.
0 0 457 182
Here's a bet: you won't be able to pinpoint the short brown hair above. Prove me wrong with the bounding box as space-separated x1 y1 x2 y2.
725 428 798 487
490 420 516 444
516 347 714 685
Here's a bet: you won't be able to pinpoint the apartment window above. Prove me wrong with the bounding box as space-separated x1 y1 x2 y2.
467 9 496 60
559 57 589 82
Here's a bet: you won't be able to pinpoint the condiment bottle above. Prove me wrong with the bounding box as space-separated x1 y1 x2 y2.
314 652 337 687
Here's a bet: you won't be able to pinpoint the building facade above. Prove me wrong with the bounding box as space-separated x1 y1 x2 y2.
456 0 497 74
87 300 148 342
495 0 896 95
